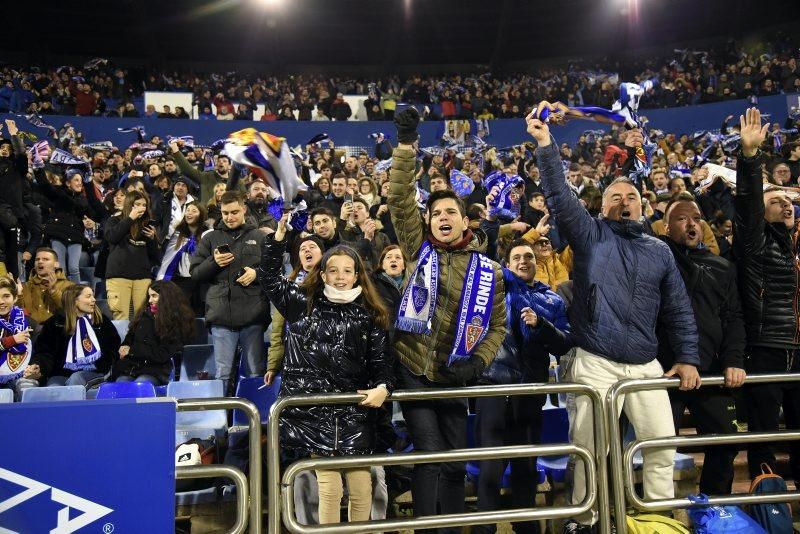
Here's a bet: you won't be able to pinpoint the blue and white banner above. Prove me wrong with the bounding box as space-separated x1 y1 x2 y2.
49 148 90 167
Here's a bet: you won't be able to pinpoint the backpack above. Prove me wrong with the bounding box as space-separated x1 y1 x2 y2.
687 493 766 533
748 463 793 534
175 437 217 492
626 513 691 533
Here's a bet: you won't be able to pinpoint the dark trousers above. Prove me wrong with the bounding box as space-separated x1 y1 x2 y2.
473 394 544 534
745 347 800 480
397 364 467 534
669 387 738 495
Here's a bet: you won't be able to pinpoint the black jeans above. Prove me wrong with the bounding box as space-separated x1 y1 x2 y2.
397 364 467 534
669 387 738 495
473 394 544 534
745 346 800 480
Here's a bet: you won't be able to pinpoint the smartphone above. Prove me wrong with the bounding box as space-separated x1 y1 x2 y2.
344 193 353 205
148 219 159 227
217 244 232 255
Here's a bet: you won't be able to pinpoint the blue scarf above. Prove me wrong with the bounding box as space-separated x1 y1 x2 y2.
396 241 496 365
159 235 197 281
64 316 101 371
0 307 31 384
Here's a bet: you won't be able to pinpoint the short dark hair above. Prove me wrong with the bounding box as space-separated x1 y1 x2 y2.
663 192 699 222
352 196 370 211
466 203 485 221
427 190 466 217
504 238 535 263
530 192 545 200
217 154 231 164
310 207 335 221
35 247 59 261
331 173 347 183
430 172 452 187
219 190 245 206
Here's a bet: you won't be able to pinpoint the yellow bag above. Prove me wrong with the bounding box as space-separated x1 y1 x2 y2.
626 513 691 533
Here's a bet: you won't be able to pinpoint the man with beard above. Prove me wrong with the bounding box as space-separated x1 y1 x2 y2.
244 178 278 233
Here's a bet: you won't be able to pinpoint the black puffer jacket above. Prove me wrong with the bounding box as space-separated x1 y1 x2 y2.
259 236 394 456
657 237 746 373
734 152 800 349
111 310 183 383
34 169 90 245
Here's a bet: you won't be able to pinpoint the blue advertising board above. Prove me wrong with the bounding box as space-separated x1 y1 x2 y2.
0 399 176 533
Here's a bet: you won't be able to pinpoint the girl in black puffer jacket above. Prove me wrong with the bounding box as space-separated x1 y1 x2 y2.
259 213 394 525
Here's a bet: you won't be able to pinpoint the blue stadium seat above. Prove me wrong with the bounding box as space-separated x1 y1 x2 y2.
232 375 281 427
21 385 86 403
96 381 156 399
179 344 216 381
191 317 210 345
111 319 129 340
0 389 13 403
167 380 227 445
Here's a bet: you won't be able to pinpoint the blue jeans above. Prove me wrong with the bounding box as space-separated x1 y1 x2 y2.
48 370 104 387
211 325 265 391
116 374 163 386
51 240 82 283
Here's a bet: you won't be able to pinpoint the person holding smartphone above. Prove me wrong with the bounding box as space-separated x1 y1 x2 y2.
103 190 161 320
190 191 269 392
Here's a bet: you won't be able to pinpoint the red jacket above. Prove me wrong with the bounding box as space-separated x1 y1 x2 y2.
75 91 97 116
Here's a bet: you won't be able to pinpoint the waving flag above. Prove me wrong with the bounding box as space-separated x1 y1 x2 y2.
225 128 308 206
50 148 90 168
450 169 475 198
23 114 56 136
167 135 195 148
118 125 147 143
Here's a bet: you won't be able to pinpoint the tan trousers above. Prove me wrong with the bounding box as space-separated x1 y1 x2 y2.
106 278 151 321
567 348 676 525
315 467 372 524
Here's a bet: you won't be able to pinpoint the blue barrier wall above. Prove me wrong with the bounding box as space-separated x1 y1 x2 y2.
3 93 796 149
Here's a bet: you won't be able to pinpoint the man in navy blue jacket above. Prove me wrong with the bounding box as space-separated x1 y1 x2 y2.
526 115 701 533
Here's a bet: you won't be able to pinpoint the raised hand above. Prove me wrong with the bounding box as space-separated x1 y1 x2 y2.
525 112 551 147
740 107 769 158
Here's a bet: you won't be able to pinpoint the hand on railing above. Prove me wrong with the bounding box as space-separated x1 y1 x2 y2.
663 363 701 390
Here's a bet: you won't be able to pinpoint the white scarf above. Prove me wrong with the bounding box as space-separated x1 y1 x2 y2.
64 316 102 371
323 285 362 304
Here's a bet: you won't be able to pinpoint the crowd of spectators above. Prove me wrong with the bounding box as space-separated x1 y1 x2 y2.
2 36 800 530
1 34 799 121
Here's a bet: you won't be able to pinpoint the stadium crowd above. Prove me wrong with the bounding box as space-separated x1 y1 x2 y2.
1 34 799 121
1 46 800 530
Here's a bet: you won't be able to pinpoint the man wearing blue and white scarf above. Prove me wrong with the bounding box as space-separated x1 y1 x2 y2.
388 107 506 533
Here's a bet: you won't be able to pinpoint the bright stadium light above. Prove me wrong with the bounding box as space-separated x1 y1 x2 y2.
256 0 284 7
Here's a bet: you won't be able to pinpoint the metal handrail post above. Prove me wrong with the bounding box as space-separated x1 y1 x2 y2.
606 373 800 534
177 398 262 533
176 464 250 534
267 382 608 534
623 431 800 511
280 444 596 534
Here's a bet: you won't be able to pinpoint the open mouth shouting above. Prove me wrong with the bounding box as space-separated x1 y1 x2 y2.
437 224 453 237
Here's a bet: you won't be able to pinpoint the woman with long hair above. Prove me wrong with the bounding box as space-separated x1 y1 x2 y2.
370 244 405 342
206 182 227 224
259 213 394 525
156 201 207 314
103 190 161 320
357 177 379 207
25 284 120 389
112 281 194 385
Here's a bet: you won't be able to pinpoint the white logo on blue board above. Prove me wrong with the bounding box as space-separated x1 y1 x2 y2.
0 467 113 533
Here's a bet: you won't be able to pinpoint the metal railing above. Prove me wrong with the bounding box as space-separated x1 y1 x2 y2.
177 398 263 533
281 443 595 534
176 464 250 534
267 383 611 534
607 373 800 534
